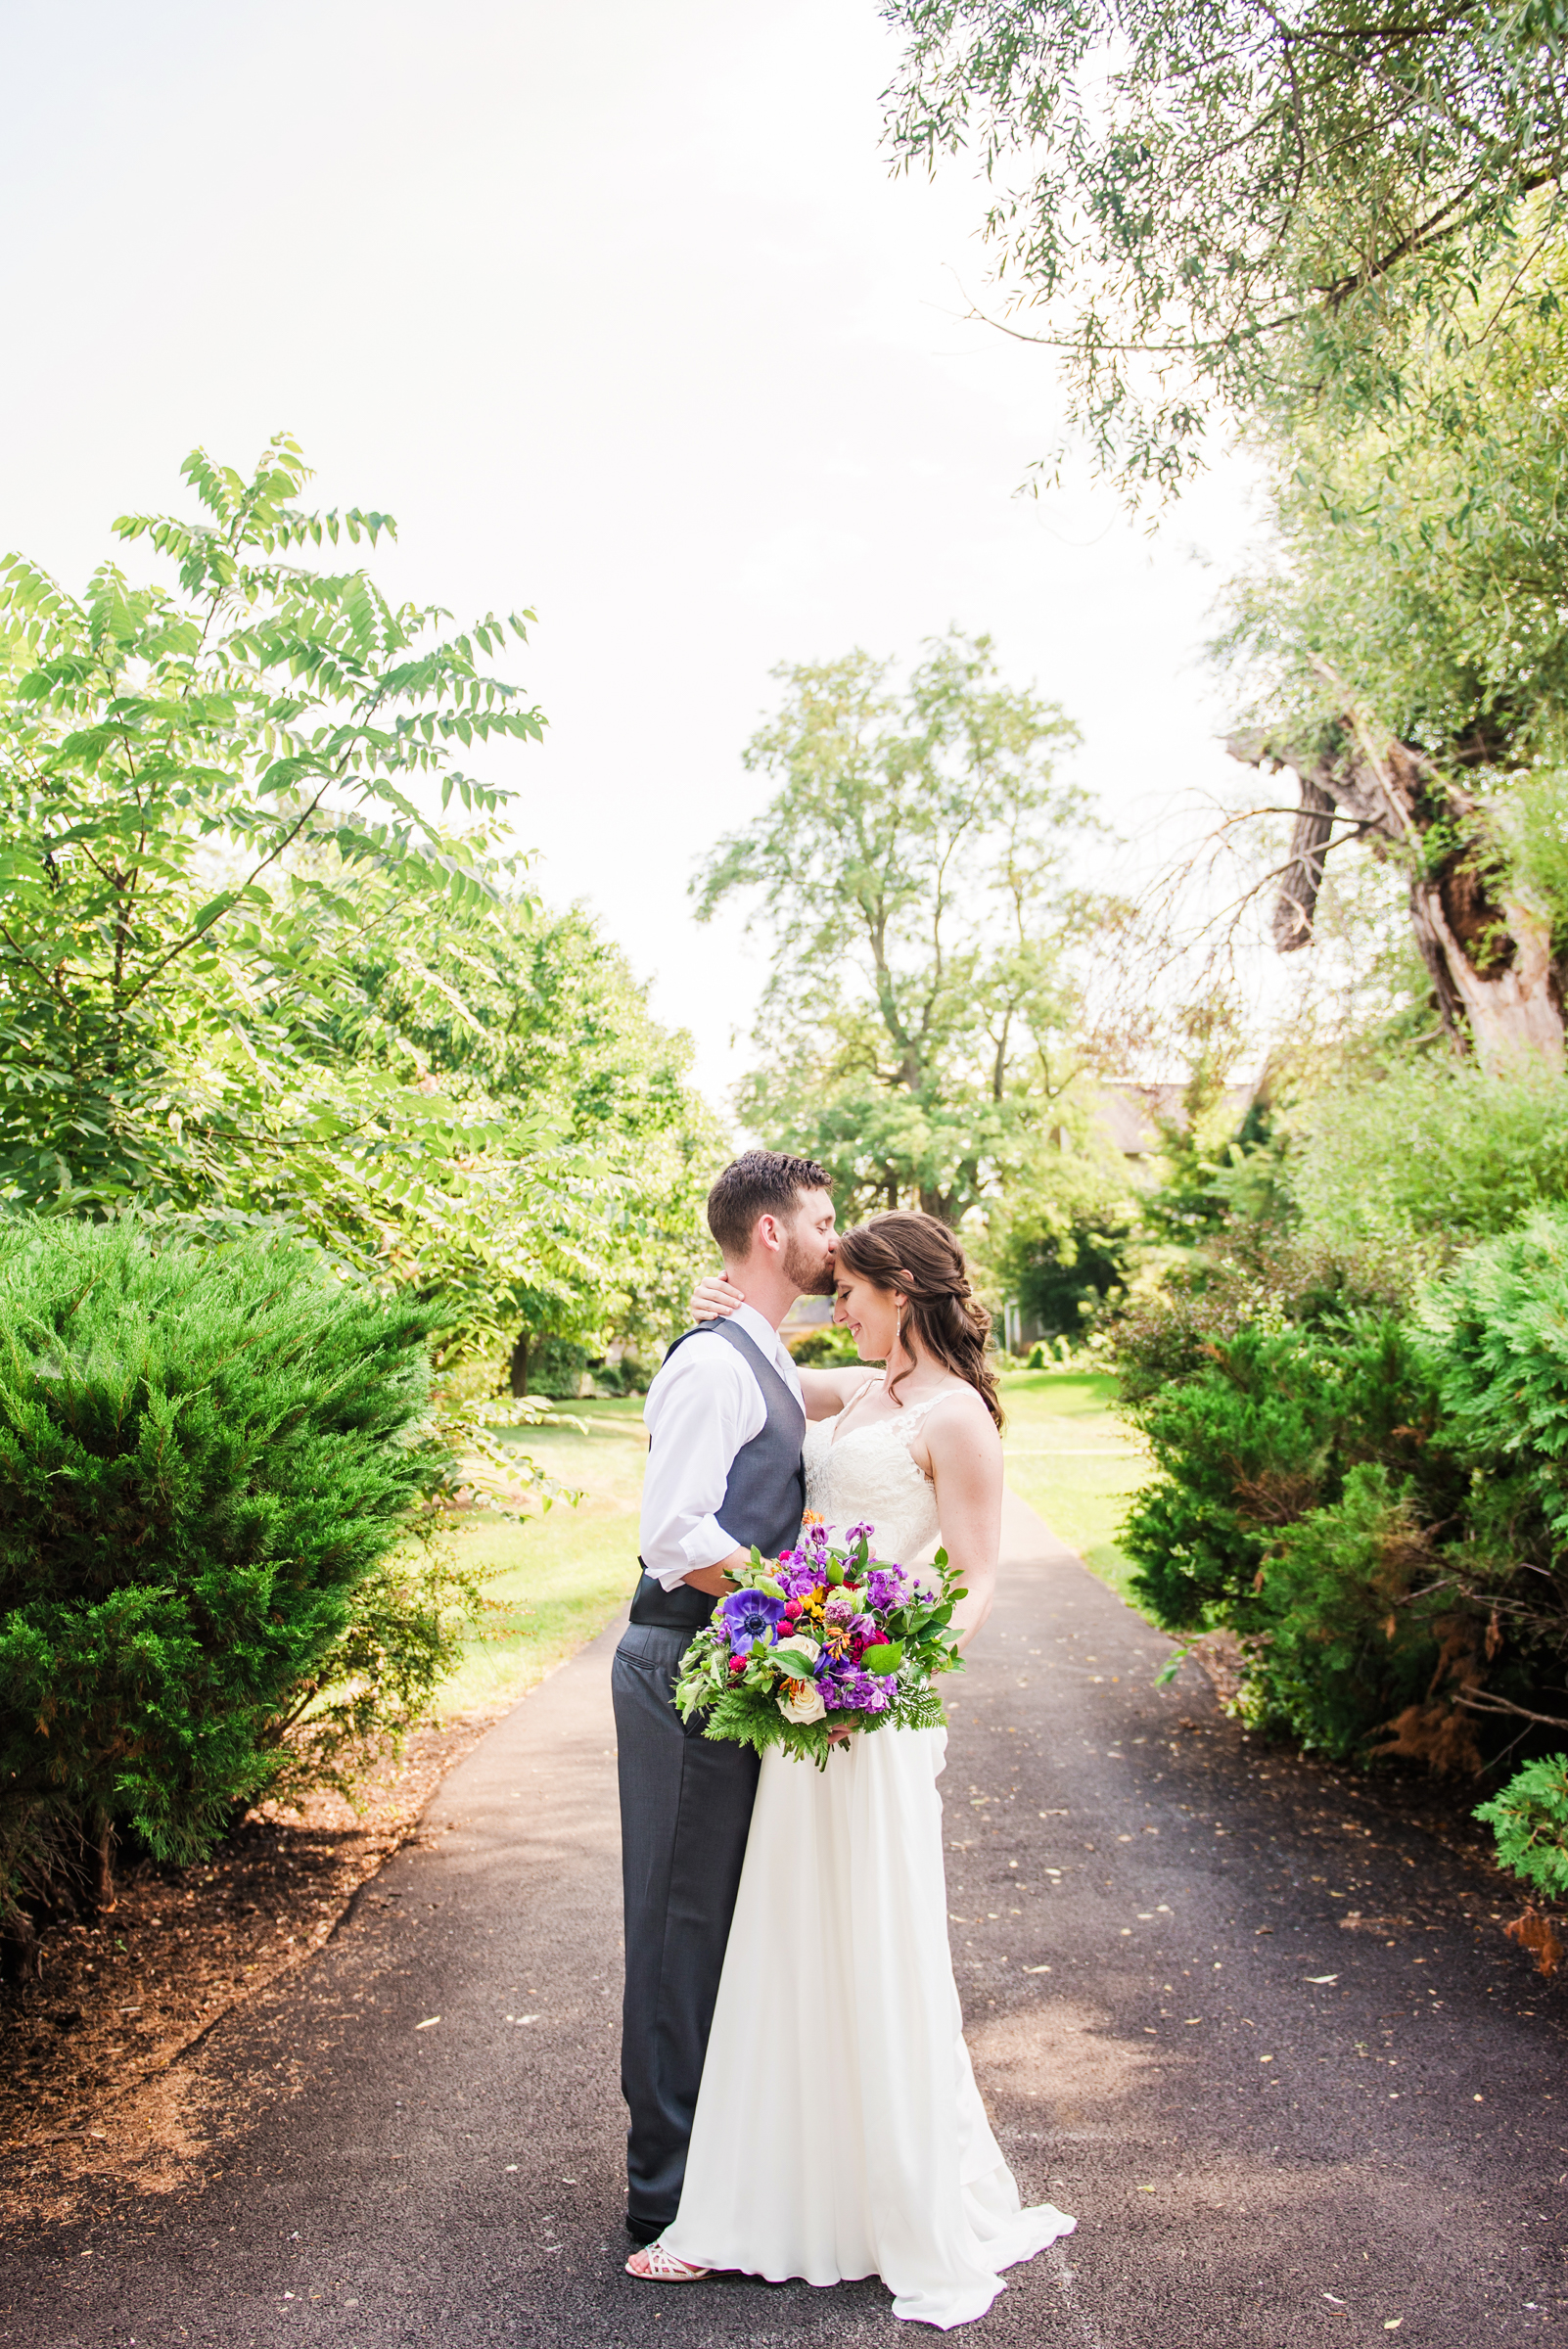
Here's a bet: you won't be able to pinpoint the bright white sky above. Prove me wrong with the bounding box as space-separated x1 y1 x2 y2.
2 0 1260 1109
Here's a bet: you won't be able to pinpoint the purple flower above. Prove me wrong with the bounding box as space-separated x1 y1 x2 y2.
845 1521 875 1549
817 1659 894 1714
866 1568 907 1615
720 1589 787 1654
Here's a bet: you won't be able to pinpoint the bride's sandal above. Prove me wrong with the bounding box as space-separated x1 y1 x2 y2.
625 2243 711 2282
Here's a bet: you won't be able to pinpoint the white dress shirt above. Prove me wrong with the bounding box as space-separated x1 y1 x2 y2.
638 1304 806 1589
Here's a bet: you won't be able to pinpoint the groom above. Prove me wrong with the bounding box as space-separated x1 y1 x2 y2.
613 1148 837 2243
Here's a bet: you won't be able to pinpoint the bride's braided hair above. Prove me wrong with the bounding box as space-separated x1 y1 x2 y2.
834 1212 1003 1432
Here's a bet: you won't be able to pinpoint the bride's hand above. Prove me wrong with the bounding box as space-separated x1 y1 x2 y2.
691 1272 745 1323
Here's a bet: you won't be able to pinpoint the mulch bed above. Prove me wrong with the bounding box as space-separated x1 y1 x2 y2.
0 1708 505 2226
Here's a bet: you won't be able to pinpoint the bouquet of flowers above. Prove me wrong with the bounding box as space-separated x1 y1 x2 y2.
672 1513 967 1768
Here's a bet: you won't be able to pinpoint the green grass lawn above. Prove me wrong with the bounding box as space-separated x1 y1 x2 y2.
434 1369 1157 1718
996 1367 1151 1611
434 1397 648 1720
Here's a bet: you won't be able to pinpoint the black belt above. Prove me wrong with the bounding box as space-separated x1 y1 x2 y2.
627 1561 715 1631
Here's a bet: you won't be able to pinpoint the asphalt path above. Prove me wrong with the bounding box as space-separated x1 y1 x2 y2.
4 1496 1564 2349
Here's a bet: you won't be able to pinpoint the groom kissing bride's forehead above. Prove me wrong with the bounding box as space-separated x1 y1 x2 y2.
611 1149 1074 2319
703 1148 839 1303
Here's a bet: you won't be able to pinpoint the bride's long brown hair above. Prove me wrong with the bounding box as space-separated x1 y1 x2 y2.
834 1212 1003 1432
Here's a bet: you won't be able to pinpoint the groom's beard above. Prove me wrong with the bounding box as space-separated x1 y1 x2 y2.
782 1229 837 1299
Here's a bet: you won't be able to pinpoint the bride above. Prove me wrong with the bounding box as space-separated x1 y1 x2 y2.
626 1210 1075 2328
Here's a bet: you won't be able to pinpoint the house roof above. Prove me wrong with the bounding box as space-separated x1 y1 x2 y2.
1094 1080 1256 1157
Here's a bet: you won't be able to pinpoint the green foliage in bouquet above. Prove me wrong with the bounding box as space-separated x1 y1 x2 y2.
697 1666 951 1770
674 1531 967 1771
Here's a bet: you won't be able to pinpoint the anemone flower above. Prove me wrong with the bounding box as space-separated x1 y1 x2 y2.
720 1589 787 1654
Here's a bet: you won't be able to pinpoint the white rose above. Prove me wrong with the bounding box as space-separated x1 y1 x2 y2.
778 1680 827 1725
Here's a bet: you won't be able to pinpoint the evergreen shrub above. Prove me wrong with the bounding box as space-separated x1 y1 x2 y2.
1476 1756 1568 1902
1429 1210 1568 1542
1116 1213 1568 1770
1241 1464 1463 1762
0 1220 443 1911
1120 1313 1449 1634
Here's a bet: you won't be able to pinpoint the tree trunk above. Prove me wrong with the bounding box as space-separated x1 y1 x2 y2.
1229 712 1566 1075
1407 864 1563 1073
509 1332 530 1398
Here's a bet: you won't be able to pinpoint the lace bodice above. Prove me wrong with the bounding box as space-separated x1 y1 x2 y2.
803 1388 943 1566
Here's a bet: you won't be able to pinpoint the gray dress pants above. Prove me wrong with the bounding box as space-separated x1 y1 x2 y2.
612 1621 761 2236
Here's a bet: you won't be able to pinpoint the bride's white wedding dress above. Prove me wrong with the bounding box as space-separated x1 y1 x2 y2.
658 1394 1075 2328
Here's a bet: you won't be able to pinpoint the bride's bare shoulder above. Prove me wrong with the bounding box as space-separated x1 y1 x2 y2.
920 1380 1002 1446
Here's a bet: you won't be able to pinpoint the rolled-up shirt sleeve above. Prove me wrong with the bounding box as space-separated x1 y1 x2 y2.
638 1339 765 1589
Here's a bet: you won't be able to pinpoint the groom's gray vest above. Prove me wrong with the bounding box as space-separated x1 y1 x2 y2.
628 1319 806 1632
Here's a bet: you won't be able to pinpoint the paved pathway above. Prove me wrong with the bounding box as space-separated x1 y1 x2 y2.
4 1497 1563 2348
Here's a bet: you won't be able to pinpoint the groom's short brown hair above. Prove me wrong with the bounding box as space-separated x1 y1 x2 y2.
707 1150 832 1259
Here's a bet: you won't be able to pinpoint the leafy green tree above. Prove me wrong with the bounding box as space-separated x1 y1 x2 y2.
884 0 1568 490
342 897 724 1378
997 1209 1133 1338
695 630 1105 1224
884 7 1568 1080
1223 225 1568 777
0 436 540 1239
1213 223 1568 1070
